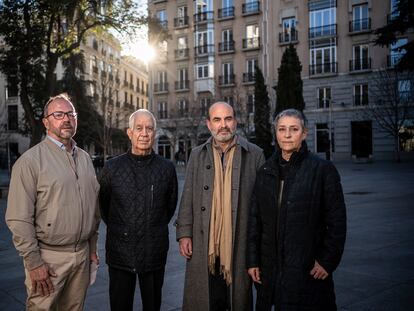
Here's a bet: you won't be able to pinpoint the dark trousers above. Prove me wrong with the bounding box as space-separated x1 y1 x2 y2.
108 266 165 311
209 258 231 311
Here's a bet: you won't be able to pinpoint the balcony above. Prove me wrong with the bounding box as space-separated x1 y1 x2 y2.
279 29 298 45
92 66 98 74
218 7 235 19
174 16 189 28
349 18 371 33
387 54 404 68
349 58 372 72
129 83 134 90
194 44 215 57
136 86 140 93
243 73 255 84
115 76 120 84
108 74 114 81
193 11 214 24
154 82 169 93
308 24 337 39
242 1 260 16
218 41 235 54
101 71 107 78
123 80 128 87
219 74 235 86
309 62 338 76
242 37 260 50
175 80 190 91
175 48 190 60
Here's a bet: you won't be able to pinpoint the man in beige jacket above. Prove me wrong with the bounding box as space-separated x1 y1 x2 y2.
6 93 100 311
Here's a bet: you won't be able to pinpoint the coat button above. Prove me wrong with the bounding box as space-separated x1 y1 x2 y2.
204 185 209 190
201 206 206 211
206 165 211 169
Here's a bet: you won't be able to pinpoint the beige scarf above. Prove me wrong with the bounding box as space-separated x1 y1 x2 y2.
208 145 235 285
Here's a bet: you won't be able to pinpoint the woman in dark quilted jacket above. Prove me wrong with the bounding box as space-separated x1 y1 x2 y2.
247 109 346 311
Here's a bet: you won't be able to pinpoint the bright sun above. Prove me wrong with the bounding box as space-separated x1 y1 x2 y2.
125 42 156 64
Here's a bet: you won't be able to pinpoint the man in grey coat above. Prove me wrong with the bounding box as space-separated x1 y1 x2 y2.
176 102 265 311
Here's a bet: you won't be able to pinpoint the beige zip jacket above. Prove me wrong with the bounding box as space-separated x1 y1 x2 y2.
6 138 100 270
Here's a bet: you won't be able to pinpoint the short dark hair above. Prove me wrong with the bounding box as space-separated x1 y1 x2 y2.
273 108 307 129
43 93 73 117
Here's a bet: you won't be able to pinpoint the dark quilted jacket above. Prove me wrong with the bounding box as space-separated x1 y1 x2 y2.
99 150 178 273
246 143 346 311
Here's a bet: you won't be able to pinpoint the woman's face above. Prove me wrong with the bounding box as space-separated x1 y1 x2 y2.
276 116 307 154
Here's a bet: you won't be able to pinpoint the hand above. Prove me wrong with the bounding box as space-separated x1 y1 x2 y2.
247 267 262 284
179 237 193 259
29 264 57 297
90 252 99 265
310 260 329 280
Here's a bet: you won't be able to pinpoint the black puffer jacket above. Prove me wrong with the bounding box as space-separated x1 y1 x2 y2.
247 143 346 311
99 150 178 273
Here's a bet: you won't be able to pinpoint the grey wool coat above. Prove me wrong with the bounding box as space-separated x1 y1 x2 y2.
176 135 265 311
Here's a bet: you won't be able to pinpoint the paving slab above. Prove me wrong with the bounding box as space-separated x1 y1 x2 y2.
0 161 413 310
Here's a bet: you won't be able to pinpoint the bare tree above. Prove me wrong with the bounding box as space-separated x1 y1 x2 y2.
365 68 414 162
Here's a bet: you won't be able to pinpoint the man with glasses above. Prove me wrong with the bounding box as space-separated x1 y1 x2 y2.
6 93 100 311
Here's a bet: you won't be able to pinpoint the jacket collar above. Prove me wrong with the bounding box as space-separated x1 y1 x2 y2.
262 141 309 175
202 134 250 152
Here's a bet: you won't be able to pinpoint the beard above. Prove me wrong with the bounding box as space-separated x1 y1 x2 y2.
211 128 235 143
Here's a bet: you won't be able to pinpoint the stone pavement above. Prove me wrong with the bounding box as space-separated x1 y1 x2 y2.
0 161 413 311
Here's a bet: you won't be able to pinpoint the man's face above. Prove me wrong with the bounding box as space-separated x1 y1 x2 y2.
42 98 77 143
127 112 155 156
207 103 237 143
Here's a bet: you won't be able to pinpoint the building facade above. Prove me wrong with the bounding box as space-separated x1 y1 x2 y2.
148 0 413 161
0 30 149 163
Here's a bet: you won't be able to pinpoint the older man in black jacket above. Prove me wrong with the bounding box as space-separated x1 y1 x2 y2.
99 109 178 311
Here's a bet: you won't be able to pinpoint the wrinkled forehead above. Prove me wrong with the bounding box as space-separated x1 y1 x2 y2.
133 112 154 127
209 103 234 119
48 98 75 113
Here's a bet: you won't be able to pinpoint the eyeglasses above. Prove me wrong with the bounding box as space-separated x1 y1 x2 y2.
45 111 78 120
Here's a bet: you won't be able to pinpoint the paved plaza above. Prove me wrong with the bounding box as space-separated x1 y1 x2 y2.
0 160 413 311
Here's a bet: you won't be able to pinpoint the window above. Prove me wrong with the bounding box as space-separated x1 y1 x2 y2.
178 99 188 117
352 3 369 31
247 94 255 113
6 80 18 98
177 6 187 17
245 25 260 48
200 98 211 117
221 62 234 84
124 91 128 103
158 102 168 119
317 87 331 108
281 17 297 42
177 68 188 89
352 44 370 70
195 30 214 54
398 80 411 103
220 0 234 18
157 71 167 84
196 64 210 79
157 10 167 27
223 96 234 107
389 38 408 67
178 37 188 49
244 59 257 82
309 5 336 38
354 84 368 106
310 45 337 75
7 105 18 131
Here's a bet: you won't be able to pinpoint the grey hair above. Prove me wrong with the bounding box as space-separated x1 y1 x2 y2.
273 108 307 129
129 109 157 130
43 93 74 117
